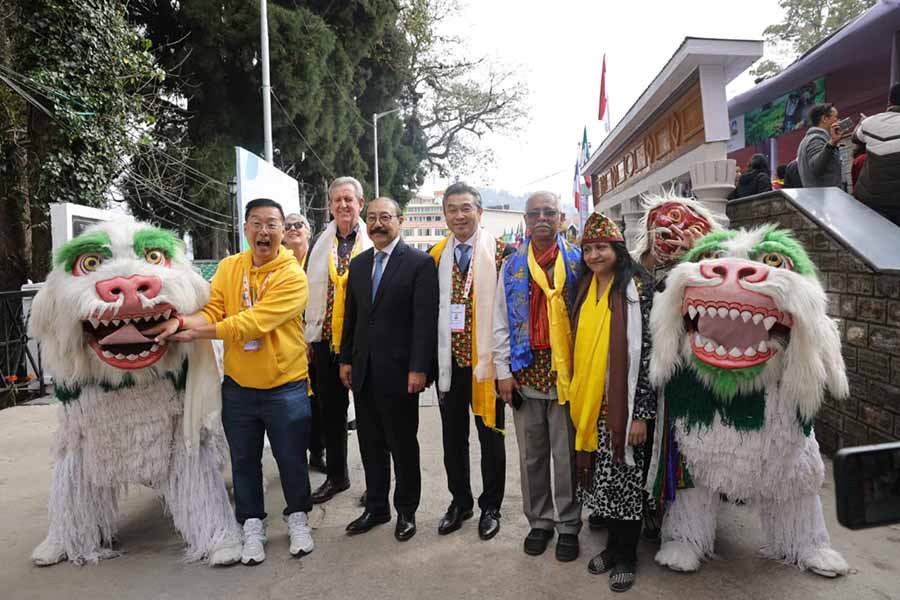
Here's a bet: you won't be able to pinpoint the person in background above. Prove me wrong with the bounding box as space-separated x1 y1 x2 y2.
852 82 900 225
149 198 314 565
772 164 787 190
728 153 773 199
797 103 851 187
851 142 867 189
340 197 439 542
284 213 311 264
493 191 583 562
569 212 655 593
284 212 324 472
304 177 372 503
784 159 803 188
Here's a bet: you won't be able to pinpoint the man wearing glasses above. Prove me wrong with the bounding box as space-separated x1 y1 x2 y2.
492 191 583 562
304 177 372 504
339 197 439 542
149 198 314 565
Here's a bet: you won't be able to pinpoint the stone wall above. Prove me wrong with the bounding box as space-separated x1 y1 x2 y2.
727 196 900 454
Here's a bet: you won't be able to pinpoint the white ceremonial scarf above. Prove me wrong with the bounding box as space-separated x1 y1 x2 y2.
436 228 498 392
183 339 223 452
305 219 371 343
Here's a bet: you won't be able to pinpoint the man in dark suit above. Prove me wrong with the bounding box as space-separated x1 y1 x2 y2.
339 197 439 541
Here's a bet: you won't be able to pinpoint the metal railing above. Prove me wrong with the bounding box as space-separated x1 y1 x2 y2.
0 289 45 407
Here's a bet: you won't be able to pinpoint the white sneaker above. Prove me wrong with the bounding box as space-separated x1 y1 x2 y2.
241 518 267 565
287 512 314 556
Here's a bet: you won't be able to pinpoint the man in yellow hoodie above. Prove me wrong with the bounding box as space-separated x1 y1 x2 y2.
149 198 312 566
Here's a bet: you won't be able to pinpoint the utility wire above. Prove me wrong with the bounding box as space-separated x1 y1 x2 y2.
271 90 335 178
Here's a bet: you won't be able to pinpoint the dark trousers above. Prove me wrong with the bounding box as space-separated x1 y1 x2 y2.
606 519 642 564
312 341 350 483
221 376 313 523
439 363 506 512
308 361 325 459
356 369 421 517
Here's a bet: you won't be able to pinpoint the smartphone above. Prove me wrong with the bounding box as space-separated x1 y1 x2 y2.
834 442 900 530
511 387 524 410
835 117 855 135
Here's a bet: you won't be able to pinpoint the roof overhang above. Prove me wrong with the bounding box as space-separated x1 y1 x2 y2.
728 2 900 117
584 37 763 175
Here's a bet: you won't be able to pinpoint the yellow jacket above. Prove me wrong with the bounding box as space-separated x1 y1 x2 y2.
201 245 308 389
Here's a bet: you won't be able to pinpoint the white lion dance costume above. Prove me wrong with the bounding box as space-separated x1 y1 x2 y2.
29 222 242 566
647 226 850 577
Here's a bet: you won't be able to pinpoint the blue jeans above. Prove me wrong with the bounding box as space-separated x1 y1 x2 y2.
221 376 312 523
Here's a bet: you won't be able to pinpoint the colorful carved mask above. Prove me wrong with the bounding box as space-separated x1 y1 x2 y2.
646 201 714 263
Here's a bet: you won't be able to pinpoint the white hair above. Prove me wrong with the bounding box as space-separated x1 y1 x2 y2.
328 176 364 201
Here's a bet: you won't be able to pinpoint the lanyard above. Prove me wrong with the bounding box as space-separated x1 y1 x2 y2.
458 254 475 300
242 271 273 309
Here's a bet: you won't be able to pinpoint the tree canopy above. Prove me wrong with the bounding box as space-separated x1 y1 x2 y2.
751 0 877 79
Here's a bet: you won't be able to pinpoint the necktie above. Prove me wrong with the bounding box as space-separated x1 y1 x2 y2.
372 250 387 301
455 243 471 273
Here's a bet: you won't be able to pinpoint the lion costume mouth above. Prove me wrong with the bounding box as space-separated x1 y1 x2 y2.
681 289 792 369
83 304 177 369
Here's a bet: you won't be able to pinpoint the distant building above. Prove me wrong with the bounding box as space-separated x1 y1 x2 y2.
401 192 448 251
401 191 525 250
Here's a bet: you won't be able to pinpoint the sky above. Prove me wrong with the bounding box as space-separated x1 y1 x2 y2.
422 0 786 201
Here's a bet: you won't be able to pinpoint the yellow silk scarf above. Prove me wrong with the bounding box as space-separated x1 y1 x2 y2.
328 237 357 354
429 236 498 429
569 275 614 452
527 243 574 406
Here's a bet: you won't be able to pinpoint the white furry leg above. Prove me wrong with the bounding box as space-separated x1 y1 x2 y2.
33 450 120 566
656 486 719 572
160 432 242 566
758 492 849 577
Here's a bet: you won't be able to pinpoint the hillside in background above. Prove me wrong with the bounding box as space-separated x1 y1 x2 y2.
479 187 576 215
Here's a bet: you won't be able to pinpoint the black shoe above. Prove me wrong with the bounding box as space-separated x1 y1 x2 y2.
588 513 607 531
311 479 350 504
395 513 416 541
438 504 474 535
345 511 390 535
523 528 554 555
555 533 580 562
308 453 327 474
478 509 501 540
358 491 367 507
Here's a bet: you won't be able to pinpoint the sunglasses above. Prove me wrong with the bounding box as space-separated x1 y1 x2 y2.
284 222 306 231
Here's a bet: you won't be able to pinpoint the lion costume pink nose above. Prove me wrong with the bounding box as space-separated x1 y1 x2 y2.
699 259 769 285
95 275 162 308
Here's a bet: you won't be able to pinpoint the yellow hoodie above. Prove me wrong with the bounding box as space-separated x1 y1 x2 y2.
201 245 308 389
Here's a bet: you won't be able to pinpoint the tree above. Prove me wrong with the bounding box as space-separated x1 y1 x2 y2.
128 0 428 241
0 0 164 289
751 0 876 79
397 0 527 176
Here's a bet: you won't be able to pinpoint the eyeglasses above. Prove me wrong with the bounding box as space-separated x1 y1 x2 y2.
247 221 283 232
366 213 399 224
526 208 559 219
284 222 306 231
445 205 477 216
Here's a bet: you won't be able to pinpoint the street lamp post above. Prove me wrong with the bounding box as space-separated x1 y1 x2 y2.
372 107 402 197
260 0 273 162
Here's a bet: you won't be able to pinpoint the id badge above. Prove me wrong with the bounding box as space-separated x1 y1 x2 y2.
243 339 261 352
449 304 466 333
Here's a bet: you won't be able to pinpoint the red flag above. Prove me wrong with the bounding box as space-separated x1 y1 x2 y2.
598 54 608 122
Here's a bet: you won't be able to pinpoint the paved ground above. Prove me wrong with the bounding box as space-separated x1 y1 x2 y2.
1 399 899 600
